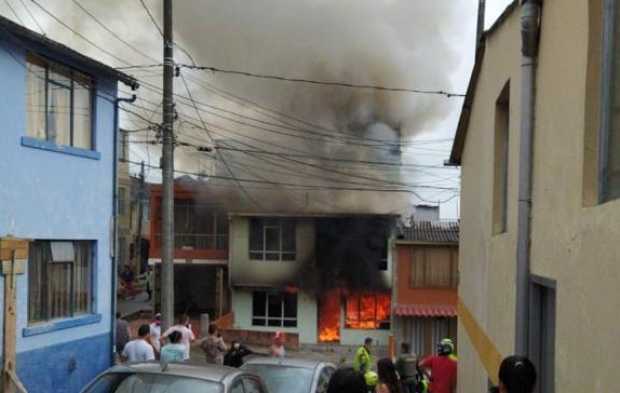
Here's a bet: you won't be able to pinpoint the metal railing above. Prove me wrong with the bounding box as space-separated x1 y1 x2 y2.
156 233 228 250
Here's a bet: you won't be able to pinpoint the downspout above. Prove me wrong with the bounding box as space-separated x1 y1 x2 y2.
110 93 137 364
515 0 541 356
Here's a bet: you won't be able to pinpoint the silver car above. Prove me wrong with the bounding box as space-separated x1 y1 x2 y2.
81 362 268 393
241 357 336 393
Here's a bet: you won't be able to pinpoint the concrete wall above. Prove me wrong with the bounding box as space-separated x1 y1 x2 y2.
0 39 118 392
229 216 315 287
231 288 318 344
458 1 620 392
457 6 522 392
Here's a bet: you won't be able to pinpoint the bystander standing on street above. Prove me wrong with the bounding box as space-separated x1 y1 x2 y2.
160 331 186 363
270 331 286 358
115 312 130 355
201 324 228 365
377 358 403 393
420 339 457 393
121 324 155 363
326 367 367 393
149 313 162 355
161 314 195 361
490 355 537 393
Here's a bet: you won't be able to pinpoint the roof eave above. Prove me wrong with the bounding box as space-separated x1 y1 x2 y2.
0 15 139 90
448 1 519 166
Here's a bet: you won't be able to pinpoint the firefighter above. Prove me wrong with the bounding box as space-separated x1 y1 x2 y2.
419 338 457 393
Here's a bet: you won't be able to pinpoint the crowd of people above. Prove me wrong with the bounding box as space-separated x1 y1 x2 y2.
115 312 284 366
116 314 537 393
333 336 537 393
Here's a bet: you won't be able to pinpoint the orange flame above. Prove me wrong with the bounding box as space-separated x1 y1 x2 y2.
345 292 391 330
318 289 341 342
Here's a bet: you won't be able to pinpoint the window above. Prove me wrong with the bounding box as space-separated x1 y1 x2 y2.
316 367 336 393
252 291 297 328
493 81 510 234
403 317 457 356
26 54 94 150
249 218 296 261
410 246 458 288
28 241 93 324
529 277 556 393
167 200 228 250
118 187 127 216
345 292 391 330
119 130 129 161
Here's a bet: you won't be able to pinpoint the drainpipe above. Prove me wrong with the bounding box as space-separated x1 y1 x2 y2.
515 0 541 356
110 93 137 364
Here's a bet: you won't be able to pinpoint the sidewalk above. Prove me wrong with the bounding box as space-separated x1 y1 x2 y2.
117 291 153 318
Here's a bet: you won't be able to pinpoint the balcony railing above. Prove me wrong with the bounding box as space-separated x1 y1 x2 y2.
156 233 228 250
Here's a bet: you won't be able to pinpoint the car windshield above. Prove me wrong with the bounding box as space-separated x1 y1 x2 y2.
242 364 314 393
83 372 223 393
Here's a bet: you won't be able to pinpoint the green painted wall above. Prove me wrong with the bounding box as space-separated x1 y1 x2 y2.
231 288 318 344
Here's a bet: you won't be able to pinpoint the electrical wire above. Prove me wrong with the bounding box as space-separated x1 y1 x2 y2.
4 0 25 25
135 63 466 97
179 71 262 209
17 0 43 34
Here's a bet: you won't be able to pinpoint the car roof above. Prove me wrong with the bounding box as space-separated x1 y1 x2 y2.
242 356 335 370
105 362 246 383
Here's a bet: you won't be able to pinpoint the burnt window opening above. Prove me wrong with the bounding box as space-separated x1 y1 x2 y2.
344 292 391 330
249 218 296 261
252 291 297 328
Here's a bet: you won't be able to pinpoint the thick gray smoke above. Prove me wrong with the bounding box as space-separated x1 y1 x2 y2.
5 0 470 215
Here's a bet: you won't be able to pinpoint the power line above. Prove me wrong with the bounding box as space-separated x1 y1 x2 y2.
180 63 465 97
4 0 25 25
179 71 262 209
17 0 43 34
71 0 157 63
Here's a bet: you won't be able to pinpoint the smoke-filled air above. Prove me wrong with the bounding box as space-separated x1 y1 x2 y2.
27 0 470 216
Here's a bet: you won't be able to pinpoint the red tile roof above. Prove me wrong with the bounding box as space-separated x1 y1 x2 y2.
393 304 457 317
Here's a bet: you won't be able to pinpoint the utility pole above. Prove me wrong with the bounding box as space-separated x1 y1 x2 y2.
161 0 175 332
135 161 145 274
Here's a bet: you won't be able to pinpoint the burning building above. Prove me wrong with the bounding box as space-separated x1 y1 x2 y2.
227 213 397 346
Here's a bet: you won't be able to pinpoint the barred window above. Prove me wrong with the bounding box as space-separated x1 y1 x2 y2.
252 291 297 328
28 240 93 324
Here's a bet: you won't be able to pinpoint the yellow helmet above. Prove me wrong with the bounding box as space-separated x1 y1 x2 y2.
364 371 378 387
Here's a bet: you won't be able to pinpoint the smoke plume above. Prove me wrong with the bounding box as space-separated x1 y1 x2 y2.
9 0 470 215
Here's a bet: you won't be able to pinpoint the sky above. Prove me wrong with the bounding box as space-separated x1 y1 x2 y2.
0 0 514 219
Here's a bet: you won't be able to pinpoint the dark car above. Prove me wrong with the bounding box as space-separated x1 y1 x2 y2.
81 362 268 393
241 357 336 393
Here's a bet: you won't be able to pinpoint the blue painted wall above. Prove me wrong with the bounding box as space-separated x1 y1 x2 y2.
0 38 119 391
17 333 111 393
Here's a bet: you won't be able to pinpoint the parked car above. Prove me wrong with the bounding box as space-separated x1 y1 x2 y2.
241 357 336 393
81 362 268 393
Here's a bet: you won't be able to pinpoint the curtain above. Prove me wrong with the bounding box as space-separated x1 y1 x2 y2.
72 75 92 149
74 241 92 315
26 58 46 140
47 79 71 145
28 241 51 323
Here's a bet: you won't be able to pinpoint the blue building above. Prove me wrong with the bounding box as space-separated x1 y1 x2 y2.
0 16 138 392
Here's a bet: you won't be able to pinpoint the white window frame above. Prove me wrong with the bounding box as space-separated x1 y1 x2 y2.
251 292 297 328
249 219 296 261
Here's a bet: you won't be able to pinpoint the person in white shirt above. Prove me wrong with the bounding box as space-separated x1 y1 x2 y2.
149 313 162 354
122 324 155 363
161 314 195 360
